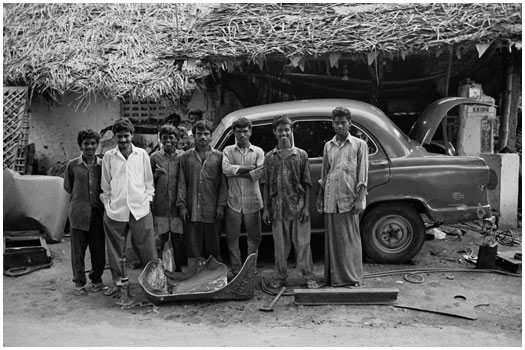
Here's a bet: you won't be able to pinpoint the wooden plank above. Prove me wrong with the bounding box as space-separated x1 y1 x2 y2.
3 230 42 238
294 287 399 305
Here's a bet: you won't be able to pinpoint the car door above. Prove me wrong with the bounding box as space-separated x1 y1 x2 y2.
292 118 391 230
349 122 391 195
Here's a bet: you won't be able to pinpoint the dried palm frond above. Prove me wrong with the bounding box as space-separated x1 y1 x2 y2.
3 3 521 106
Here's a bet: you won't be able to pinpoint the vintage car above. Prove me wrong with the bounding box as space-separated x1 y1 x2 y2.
210 98 493 263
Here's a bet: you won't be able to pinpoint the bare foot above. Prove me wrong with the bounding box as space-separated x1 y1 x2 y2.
306 280 319 289
343 282 363 289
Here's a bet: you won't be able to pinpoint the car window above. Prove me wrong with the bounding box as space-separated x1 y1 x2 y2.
293 120 334 158
220 123 275 153
250 124 276 153
350 125 378 155
292 120 378 157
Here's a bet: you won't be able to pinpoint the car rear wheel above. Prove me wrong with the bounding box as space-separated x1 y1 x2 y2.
361 203 425 263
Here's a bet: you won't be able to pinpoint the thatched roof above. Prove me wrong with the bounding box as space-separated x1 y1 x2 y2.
3 3 209 104
172 3 522 62
3 3 522 104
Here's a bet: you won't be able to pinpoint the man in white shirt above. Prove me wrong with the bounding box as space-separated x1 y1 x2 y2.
100 118 157 296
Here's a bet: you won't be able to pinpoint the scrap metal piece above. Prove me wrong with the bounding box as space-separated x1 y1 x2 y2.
394 289 489 320
294 287 399 305
166 257 228 294
4 236 52 276
138 253 256 303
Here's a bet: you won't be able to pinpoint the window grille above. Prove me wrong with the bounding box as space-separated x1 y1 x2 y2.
3 87 29 174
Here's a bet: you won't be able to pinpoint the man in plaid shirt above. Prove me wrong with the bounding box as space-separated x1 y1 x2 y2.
222 117 265 277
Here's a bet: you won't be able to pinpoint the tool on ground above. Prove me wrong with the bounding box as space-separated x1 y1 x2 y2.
116 257 135 307
258 286 286 312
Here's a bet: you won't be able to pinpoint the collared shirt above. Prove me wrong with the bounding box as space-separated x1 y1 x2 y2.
261 146 312 220
177 147 227 223
63 155 103 231
222 143 265 214
150 149 183 218
320 134 368 213
100 144 155 222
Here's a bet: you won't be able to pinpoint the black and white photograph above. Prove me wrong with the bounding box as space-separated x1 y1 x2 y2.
2 2 522 347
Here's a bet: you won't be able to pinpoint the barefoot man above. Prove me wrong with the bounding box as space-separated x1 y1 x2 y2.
316 107 368 287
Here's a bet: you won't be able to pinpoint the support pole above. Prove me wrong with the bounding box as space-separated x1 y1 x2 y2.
441 46 454 155
497 59 514 151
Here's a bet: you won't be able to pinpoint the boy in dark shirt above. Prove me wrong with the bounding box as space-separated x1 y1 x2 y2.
150 124 184 271
64 129 106 295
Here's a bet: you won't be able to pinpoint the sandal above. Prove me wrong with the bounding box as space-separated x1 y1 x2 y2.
305 280 319 289
90 282 105 293
75 286 88 296
268 278 284 289
104 286 120 296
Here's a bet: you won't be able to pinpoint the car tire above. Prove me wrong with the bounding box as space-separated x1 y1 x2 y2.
361 203 425 264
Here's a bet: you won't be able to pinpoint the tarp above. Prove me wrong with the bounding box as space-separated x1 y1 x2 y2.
3 169 70 242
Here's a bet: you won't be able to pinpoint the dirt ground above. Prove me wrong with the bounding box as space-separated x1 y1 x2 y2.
3 223 522 347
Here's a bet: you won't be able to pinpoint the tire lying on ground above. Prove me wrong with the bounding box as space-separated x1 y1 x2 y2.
361 203 425 264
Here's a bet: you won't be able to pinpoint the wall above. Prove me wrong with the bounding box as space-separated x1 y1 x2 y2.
186 85 244 125
480 153 520 229
29 93 120 173
27 88 241 173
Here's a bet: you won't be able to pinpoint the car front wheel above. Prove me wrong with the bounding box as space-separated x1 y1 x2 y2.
361 203 425 263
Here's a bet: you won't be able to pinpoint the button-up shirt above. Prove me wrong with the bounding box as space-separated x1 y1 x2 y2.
177 148 227 223
63 155 103 231
150 149 183 218
261 147 312 220
320 134 368 213
100 144 155 222
222 143 264 214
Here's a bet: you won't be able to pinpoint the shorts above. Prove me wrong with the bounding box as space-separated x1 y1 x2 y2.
154 216 183 235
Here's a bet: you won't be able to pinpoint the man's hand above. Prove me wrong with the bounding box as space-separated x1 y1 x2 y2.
235 164 257 176
179 207 189 224
350 201 365 215
262 209 271 225
155 164 166 176
316 196 324 214
300 207 310 223
215 206 225 222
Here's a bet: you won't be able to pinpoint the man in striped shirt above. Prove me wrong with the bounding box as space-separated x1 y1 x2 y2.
316 107 368 288
222 117 265 277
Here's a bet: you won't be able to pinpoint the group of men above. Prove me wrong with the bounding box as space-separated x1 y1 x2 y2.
63 106 368 297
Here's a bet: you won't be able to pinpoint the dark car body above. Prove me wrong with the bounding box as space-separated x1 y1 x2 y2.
211 98 493 263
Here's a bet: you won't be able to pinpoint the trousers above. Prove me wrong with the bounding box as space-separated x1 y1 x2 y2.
70 207 105 286
272 218 315 281
103 212 158 284
225 207 262 274
184 221 221 260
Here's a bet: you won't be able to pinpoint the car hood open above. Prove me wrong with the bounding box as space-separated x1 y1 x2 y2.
408 97 495 145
